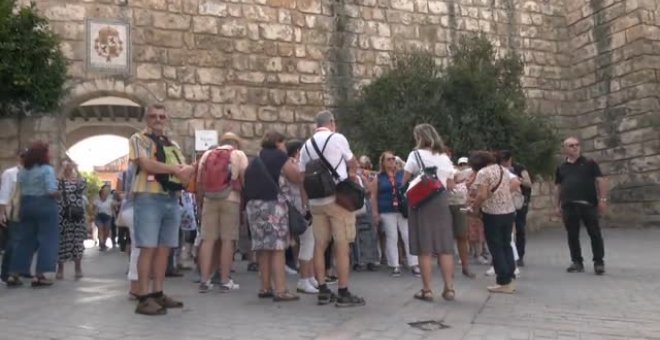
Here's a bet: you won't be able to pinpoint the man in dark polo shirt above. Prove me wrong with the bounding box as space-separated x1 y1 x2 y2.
555 137 608 275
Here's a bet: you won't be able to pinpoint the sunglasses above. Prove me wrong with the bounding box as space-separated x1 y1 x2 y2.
148 114 167 120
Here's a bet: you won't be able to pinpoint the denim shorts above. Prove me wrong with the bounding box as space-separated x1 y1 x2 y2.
95 213 112 229
133 193 181 248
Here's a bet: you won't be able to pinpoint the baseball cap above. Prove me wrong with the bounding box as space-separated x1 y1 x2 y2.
457 157 468 165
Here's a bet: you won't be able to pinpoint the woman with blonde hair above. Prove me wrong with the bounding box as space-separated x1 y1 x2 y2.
371 151 419 277
403 124 456 302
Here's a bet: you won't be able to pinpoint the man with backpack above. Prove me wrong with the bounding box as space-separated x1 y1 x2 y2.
129 104 195 315
195 132 247 293
299 110 365 308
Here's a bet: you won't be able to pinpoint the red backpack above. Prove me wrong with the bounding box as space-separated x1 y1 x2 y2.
198 147 235 199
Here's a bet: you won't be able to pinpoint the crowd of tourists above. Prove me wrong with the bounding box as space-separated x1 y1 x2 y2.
0 105 608 316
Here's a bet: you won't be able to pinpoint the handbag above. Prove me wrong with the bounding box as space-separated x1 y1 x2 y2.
405 151 445 209
310 138 365 212
254 157 308 237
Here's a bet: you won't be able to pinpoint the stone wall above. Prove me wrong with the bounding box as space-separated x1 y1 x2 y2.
0 0 658 228
562 0 660 227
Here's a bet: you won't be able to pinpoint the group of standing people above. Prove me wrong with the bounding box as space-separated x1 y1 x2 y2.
0 104 609 318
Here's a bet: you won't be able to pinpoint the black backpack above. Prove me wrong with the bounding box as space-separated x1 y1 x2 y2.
303 134 338 199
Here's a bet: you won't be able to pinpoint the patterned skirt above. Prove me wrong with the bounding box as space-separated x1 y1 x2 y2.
246 198 289 251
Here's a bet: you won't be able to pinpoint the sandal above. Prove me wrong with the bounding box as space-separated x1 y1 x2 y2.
258 290 274 299
414 289 434 302
31 276 54 288
273 291 300 302
442 288 455 301
5 275 23 288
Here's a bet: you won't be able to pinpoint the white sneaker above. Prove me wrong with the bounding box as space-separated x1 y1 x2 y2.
514 267 521 278
478 255 490 265
285 265 298 275
296 279 319 294
485 266 495 276
308 277 319 288
219 279 240 292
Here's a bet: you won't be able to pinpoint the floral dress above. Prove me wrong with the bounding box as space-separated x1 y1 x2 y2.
246 174 289 251
58 178 87 262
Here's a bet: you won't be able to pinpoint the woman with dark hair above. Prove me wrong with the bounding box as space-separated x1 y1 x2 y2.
243 131 301 301
6 141 60 287
468 150 517 294
402 124 456 302
94 184 114 251
56 159 87 280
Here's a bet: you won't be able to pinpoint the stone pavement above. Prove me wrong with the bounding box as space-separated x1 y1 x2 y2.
0 227 658 340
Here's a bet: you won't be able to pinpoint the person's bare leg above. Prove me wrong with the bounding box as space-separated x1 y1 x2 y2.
258 251 271 292
220 239 234 283
299 259 313 279
151 246 170 293
198 239 215 283
333 241 351 289
137 247 156 296
439 254 455 292
456 237 473 276
271 250 287 293
313 241 329 286
56 262 64 279
419 254 433 291
74 258 83 277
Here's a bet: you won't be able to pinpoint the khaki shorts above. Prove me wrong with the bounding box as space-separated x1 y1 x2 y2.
201 198 240 241
310 202 356 245
450 204 468 238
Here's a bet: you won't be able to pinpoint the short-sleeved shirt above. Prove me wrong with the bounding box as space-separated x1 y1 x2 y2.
94 197 114 216
555 156 603 206
299 128 354 206
129 130 182 194
403 150 455 187
0 166 19 205
198 145 248 203
474 164 515 215
18 165 58 196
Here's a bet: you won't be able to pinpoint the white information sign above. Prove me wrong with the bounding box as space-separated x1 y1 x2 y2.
195 130 218 151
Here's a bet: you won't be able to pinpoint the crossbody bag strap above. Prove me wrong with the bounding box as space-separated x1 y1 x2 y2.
491 165 504 193
413 150 426 174
255 157 291 204
310 134 341 180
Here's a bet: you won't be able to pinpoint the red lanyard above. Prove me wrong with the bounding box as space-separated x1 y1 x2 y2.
388 174 399 208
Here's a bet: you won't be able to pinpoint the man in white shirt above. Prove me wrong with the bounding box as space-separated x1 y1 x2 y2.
0 149 25 283
299 110 365 308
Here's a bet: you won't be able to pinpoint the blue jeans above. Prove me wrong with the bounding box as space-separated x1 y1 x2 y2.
133 193 181 248
482 212 516 285
1 221 20 281
10 195 59 274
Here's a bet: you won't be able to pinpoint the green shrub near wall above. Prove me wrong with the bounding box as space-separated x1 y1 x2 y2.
343 35 558 176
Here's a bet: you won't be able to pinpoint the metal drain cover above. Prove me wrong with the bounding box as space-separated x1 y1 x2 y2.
408 320 450 331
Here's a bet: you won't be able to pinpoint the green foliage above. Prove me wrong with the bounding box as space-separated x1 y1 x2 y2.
342 35 558 176
0 0 68 118
81 171 103 205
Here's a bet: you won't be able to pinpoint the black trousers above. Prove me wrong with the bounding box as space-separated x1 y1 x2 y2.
514 204 529 260
482 212 516 285
0 222 18 281
117 227 130 252
562 203 604 265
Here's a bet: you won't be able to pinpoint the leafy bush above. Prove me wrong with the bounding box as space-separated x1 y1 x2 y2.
342 35 558 176
0 0 68 118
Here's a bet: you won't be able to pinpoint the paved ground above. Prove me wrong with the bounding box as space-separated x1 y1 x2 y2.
0 227 658 340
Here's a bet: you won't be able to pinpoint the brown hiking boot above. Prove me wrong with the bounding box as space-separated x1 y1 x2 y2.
135 297 167 316
154 294 184 308
487 283 516 294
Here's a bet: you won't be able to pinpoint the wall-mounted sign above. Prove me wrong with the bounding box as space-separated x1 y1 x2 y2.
86 19 131 73
195 130 218 151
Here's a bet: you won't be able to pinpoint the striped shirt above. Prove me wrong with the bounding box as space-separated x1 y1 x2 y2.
128 130 182 194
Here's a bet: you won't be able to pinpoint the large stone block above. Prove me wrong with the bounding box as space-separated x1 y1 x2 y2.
193 16 219 34
297 0 321 14
183 85 211 101
391 0 414 12
259 23 294 41
152 13 191 30
199 0 228 16
136 63 163 80
244 5 278 22
258 107 279 121
220 20 248 37
197 68 226 85
44 4 86 21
